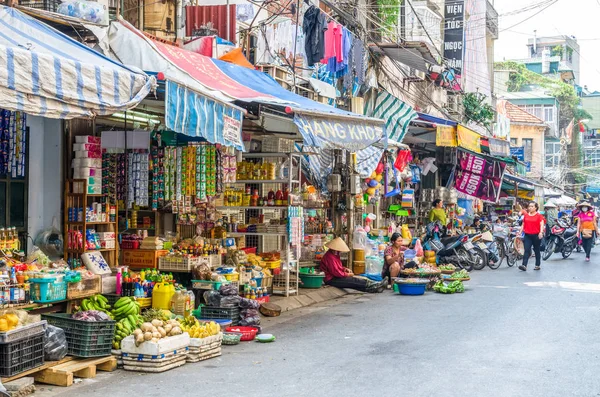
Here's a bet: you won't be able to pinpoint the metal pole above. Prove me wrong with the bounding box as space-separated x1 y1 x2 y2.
226 0 230 42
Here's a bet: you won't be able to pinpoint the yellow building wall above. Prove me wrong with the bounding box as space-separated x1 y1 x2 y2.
509 124 546 179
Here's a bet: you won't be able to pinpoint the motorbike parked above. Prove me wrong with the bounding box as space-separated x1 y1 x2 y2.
422 222 476 272
542 217 578 260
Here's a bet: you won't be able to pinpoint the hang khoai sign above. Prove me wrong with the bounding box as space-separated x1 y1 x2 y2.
454 150 506 203
436 125 457 147
294 113 386 152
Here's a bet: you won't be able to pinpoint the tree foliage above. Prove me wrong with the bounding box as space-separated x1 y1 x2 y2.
462 92 494 128
494 61 590 129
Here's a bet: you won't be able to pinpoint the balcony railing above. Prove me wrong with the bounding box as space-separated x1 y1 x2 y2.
486 0 498 40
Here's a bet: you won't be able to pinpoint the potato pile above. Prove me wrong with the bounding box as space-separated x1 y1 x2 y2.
133 319 183 346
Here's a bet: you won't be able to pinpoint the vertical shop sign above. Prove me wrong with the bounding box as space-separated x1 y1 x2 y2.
436 125 458 147
444 0 464 88
223 115 242 147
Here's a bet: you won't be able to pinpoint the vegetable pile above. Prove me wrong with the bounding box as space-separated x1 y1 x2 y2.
433 280 465 294
133 319 183 346
449 269 470 279
438 264 456 271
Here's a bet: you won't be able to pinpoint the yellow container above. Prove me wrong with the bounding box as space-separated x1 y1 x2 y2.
353 249 365 262
223 273 239 281
152 282 175 310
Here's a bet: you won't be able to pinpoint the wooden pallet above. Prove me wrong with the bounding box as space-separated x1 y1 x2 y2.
33 356 117 387
1 357 74 383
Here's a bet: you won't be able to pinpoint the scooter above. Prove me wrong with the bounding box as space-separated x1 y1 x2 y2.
542 217 578 260
423 222 476 272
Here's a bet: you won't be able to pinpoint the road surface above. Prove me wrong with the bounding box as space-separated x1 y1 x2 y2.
39 251 600 397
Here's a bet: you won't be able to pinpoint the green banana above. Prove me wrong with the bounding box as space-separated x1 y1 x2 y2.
114 297 133 309
96 295 108 305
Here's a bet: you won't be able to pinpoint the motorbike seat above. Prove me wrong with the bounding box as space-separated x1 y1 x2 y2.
564 228 577 238
440 236 460 245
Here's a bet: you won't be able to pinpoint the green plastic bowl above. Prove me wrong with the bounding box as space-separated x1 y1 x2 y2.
299 273 324 288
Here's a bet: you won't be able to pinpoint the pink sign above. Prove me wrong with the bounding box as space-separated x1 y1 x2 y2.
454 150 506 203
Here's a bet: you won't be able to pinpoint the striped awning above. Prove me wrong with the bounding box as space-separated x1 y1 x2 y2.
367 90 418 143
0 6 154 119
165 81 245 151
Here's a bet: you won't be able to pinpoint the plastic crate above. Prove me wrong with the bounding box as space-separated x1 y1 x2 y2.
67 275 102 300
0 321 47 344
158 256 201 272
18 0 60 12
198 306 240 325
0 331 45 377
261 137 294 153
42 313 115 358
134 297 151 308
30 278 67 303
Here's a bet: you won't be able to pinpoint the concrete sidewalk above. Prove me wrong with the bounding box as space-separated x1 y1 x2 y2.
269 286 350 312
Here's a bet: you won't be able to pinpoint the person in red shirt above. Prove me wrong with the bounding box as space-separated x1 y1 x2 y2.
319 238 387 293
519 201 546 271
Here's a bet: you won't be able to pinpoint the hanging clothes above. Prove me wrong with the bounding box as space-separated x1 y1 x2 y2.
303 5 327 66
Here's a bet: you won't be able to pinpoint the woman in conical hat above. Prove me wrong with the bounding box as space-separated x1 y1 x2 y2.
319 238 387 293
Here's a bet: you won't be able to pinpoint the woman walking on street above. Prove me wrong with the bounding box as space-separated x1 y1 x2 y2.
576 201 598 262
519 202 546 271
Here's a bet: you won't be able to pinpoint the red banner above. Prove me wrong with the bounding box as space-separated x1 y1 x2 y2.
454 150 506 203
152 40 268 100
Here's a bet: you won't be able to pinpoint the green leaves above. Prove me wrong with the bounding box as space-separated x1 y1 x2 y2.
462 92 494 127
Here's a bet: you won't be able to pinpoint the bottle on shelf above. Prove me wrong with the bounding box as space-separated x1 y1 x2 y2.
267 189 275 206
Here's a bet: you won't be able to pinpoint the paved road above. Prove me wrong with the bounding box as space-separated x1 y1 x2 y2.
41 251 600 397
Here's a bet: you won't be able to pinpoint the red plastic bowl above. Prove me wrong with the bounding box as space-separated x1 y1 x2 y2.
225 326 258 341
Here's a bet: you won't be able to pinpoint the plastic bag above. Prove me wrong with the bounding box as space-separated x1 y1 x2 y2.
219 295 241 308
239 298 260 310
203 290 221 307
219 283 238 296
352 227 367 249
34 220 64 259
57 0 105 23
44 325 67 361
241 308 260 318
239 316 261 326
72 310 111 321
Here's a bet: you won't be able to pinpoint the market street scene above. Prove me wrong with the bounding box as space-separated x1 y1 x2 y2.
0 0 598 395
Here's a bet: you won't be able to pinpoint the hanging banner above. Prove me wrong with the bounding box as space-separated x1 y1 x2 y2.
457 125 481 153
454 150 506 203
436 125 458 147
293 113 386 152
488 137 510 157
443 0 464 89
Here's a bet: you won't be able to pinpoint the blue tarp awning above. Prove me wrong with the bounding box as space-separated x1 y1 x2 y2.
417 112 458 126
0 6 153 119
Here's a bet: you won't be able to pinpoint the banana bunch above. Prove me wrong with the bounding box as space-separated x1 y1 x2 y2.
177 316 199 332
81 295 113 318
187 321 220 339
111 297 141 321
113 314 143 349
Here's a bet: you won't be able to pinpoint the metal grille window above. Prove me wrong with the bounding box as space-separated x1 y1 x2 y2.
510 138 518 146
